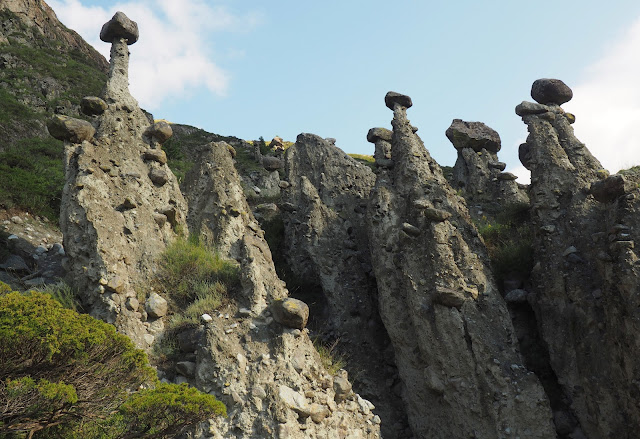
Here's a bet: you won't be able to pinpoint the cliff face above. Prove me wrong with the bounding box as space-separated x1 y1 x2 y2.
0 0 107 148
518 79 640 438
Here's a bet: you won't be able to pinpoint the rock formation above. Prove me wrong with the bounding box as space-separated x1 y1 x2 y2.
447 119 528 214
180 139 381 438
366 92 556 438
518 78 640 438
282 134 410 438
56 12 187 348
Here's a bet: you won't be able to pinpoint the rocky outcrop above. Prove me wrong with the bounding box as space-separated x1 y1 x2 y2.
282 134 409 438
57 12 187 348
180 133 380 438
518 78 640 438
447 119 528 214
366 92 555 438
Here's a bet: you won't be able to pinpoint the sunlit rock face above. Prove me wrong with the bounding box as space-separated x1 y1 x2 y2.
57 11 187 348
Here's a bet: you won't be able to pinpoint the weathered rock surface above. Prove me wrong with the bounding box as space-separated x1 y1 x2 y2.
57 12 186 348
47 115 95 143
518 79 640 438
181 131 380 438
447 119 528 213
282 133 408 438
366 92 555 438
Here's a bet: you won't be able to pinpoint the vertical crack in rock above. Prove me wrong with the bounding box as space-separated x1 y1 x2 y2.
281 133 411 438
518 78 640 438
366 92 556 438
56 12 187 348
183 140 382 438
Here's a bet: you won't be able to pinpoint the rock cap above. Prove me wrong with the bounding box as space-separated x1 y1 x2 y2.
100 11 139 45
366 127 392 143
385 91 412 110
445 119 501 153
531 78 572 105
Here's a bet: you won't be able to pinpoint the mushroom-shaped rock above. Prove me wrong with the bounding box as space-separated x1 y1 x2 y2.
80 96 107 116
47 115 95 143
145 121 173 144
100 11 139 45
385 91 412 110
446 119 501 153
271 298 309 329
515 101 550 117
531 78 573 105
262 156 283 172
366 127 393 143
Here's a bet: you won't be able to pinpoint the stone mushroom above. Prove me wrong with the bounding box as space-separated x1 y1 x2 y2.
100 11 139 45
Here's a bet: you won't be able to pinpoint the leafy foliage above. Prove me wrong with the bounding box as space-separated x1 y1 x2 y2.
158 238 239 311
0 137 65 221
476 202 534 289
0 291 153 436
0 288 225 438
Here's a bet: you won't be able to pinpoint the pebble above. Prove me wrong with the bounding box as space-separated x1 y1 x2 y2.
201 313 213 323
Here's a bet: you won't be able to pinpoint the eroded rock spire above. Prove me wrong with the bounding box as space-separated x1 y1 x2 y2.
366 91 555 438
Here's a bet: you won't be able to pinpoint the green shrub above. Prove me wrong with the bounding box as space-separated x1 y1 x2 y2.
36 281 81 311
0 289 225 438
158 238 239 310
0 137 65 221
475 202 534 289
348 153 375 170
313 338 347 375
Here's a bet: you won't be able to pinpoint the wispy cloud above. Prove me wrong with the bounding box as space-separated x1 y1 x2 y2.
564 15 640 173
48 0 261 110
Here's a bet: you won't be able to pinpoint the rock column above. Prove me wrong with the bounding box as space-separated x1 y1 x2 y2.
366 92 555 438
518 78 640 438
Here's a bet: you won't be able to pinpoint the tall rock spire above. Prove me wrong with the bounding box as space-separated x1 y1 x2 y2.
366 91 555 438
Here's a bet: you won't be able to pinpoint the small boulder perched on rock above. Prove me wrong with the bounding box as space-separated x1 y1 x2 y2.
262 156 283 172
271 298 309 329
143 149 168 164
81 96 107 116
531 78 573 105
100 11 139 45
145 121 173 144
366 127 392 143
145 292 168 318
446 119 501 153
47 115 95 143
385 91 412 110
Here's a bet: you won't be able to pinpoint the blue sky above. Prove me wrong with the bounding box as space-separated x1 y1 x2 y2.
49 1 640 181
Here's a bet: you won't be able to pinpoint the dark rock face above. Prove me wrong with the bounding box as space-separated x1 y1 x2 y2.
446 119 501 153
518 79 640 438
366 93 555 438
282 133 408 438
531 78 573 105
100 11 139 45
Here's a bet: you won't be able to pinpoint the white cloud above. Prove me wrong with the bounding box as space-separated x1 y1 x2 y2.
564 15 640 173
48 0 260 110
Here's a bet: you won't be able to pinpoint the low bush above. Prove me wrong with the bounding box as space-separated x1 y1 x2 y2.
313 338 347 375
0 286 225 438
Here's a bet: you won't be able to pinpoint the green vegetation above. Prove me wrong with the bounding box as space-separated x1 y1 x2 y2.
348 153 375 170
0 285 225 438
475 202 533 290
36 281 81 312
0 137 65 221
313 338 347 375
